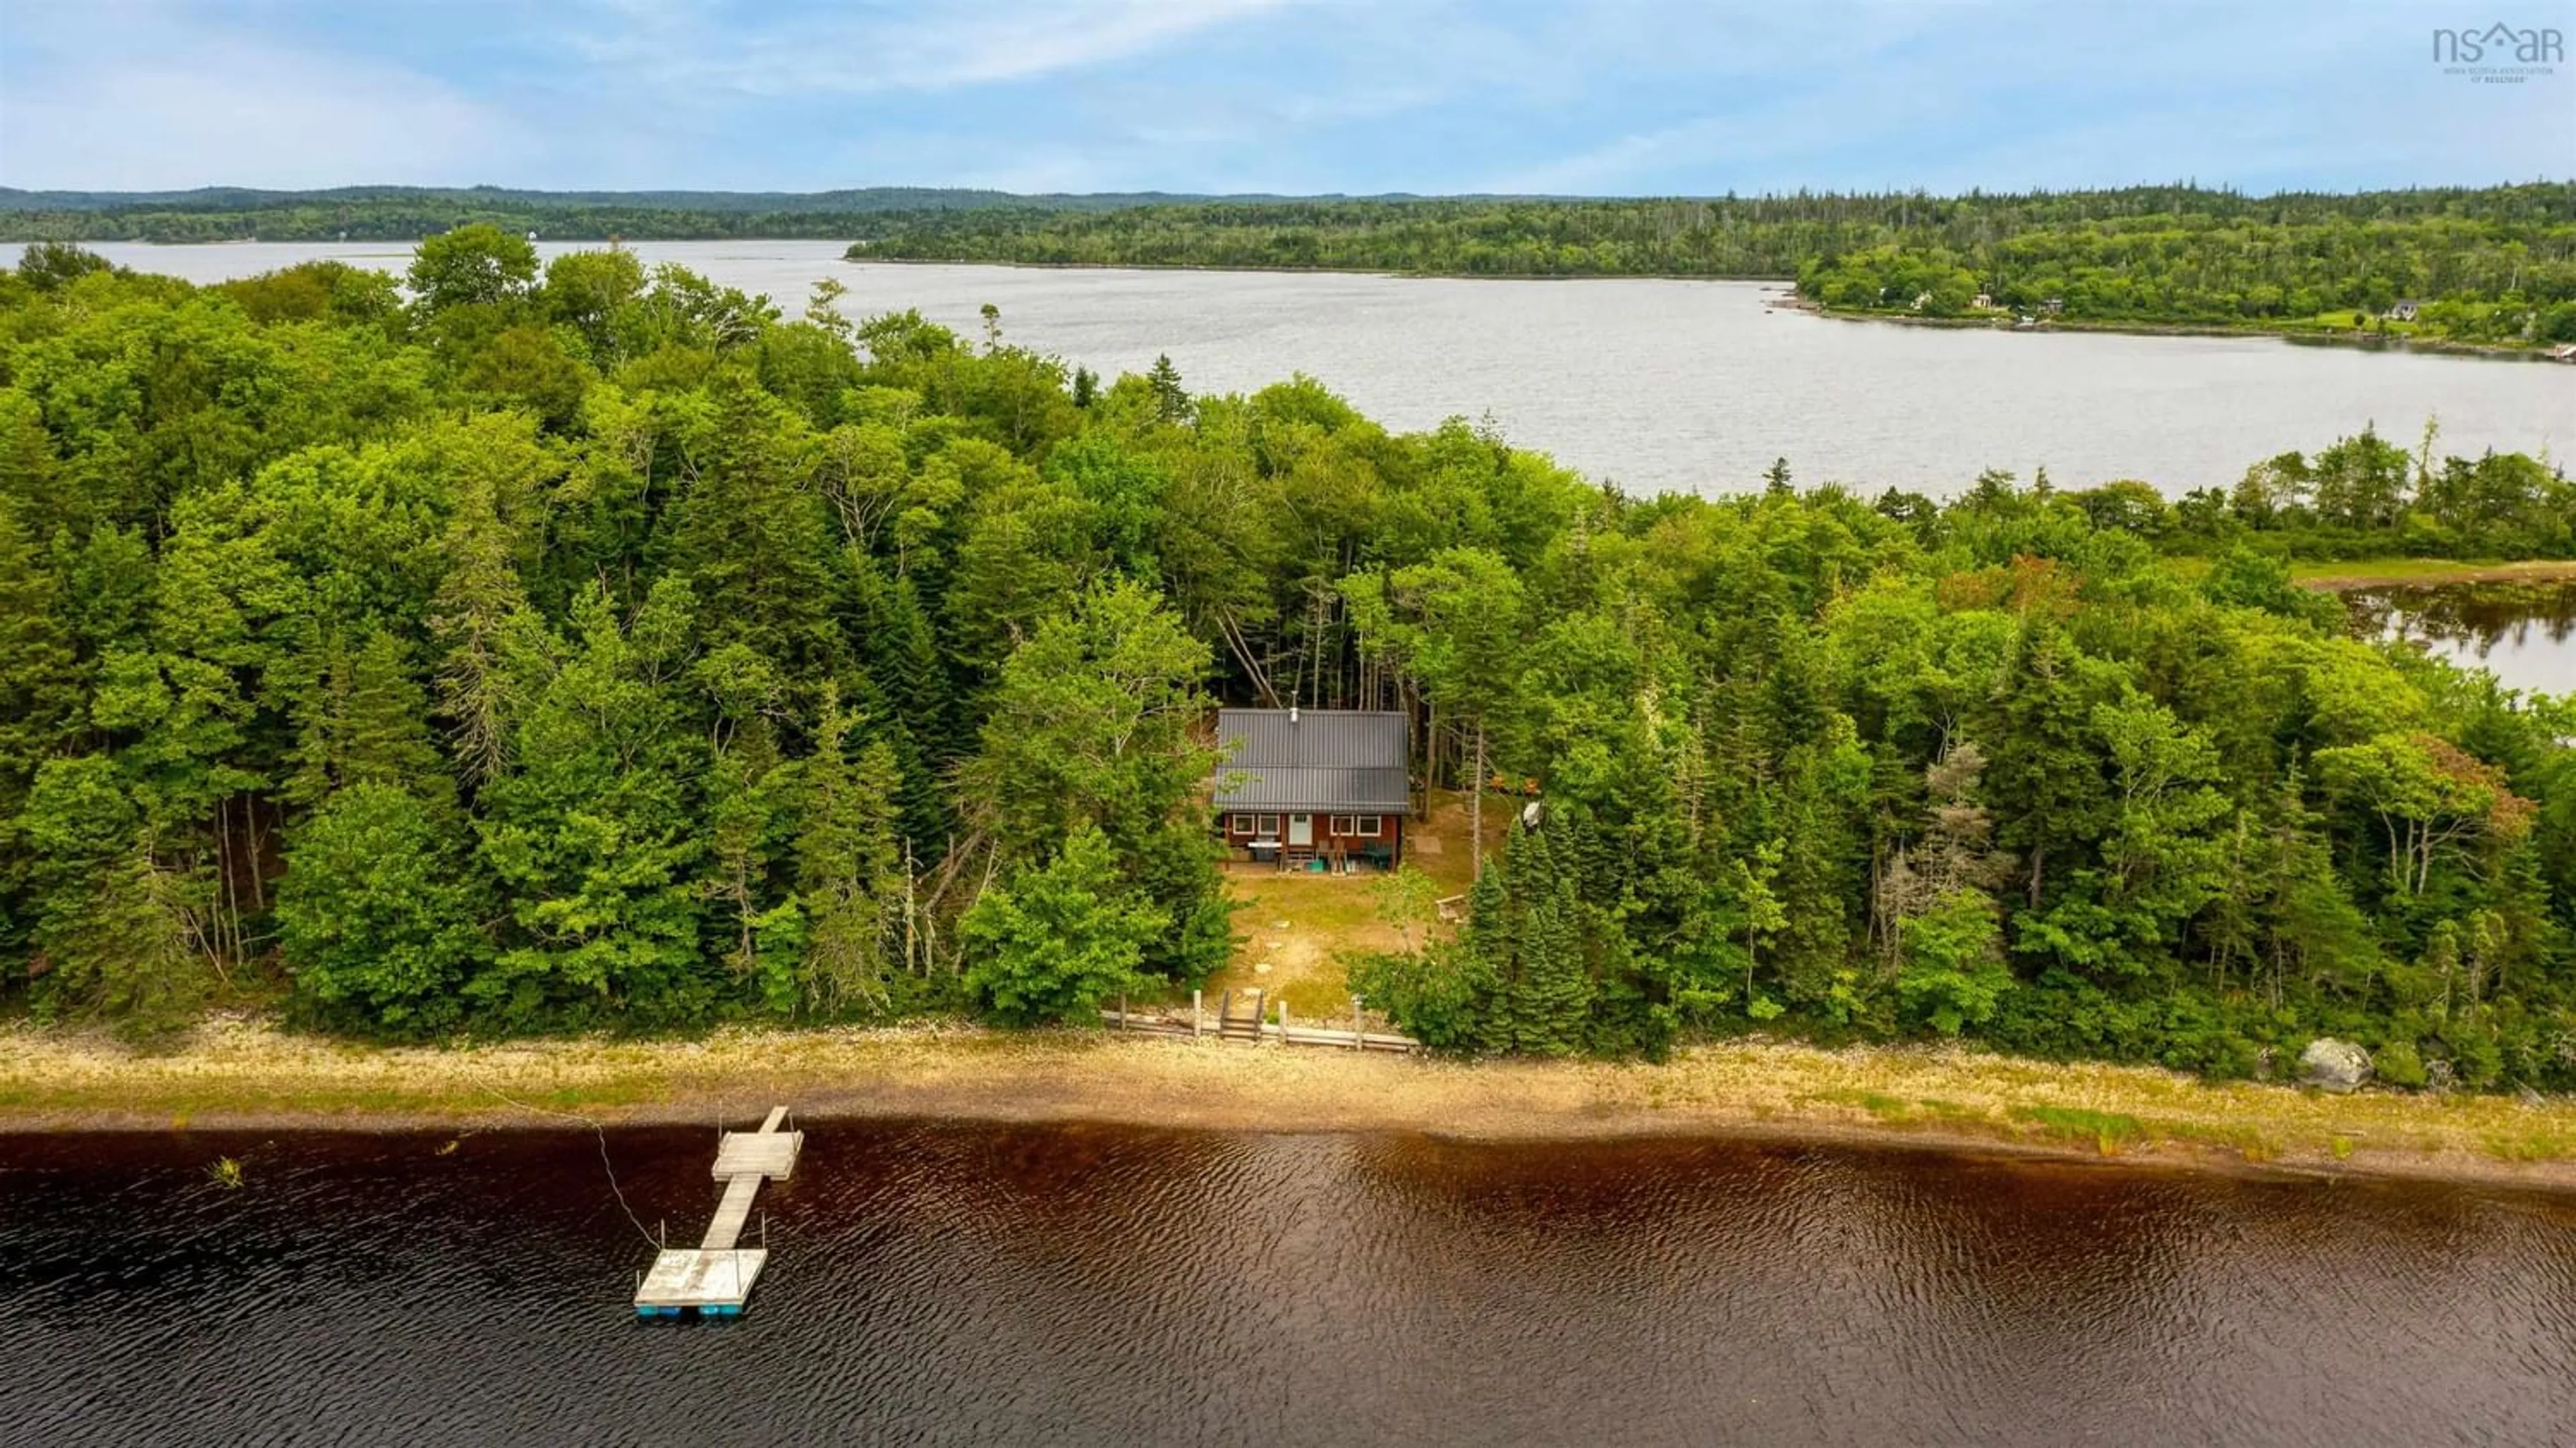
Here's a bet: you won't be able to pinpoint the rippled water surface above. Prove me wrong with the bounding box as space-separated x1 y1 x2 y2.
3 1124 2573 1446
59 240 2576 499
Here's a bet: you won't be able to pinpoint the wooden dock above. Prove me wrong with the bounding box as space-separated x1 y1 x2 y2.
634 1106 802 1318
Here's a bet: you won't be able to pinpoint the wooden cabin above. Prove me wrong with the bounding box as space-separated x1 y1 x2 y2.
1213 707 1408 872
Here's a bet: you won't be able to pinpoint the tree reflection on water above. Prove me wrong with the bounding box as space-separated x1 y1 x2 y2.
2345 581 2576 696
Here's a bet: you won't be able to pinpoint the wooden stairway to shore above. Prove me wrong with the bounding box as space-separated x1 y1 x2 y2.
1216 987 1268 1042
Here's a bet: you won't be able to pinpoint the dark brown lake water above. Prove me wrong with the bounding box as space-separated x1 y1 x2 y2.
3 1123 2572 1446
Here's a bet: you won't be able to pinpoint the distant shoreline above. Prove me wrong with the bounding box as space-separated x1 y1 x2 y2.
1782 296 2564 360
32 240 2571 362
7 1017 2571 1194
841 252 1791 285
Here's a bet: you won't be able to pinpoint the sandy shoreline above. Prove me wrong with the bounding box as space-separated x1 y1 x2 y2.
6 1017 2571 1192
1781 297 2560 358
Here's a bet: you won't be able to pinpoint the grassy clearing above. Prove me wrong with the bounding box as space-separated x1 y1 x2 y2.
2290 558 2576 589
8 1017 2572 1190
1201 790 1511 1022
1212 874 1394 1018
2162 556 2576 591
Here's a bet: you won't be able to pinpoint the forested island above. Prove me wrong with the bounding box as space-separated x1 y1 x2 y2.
835 184 2576 347
2 232 2573 1105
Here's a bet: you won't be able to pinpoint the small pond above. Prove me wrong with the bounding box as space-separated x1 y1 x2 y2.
2345 579 2576 698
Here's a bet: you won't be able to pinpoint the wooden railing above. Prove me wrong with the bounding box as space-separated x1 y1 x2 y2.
1101 990 1419 1053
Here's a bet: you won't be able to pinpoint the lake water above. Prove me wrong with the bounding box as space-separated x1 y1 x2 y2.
61 240 2576 500
2349 580 2576 698
3 1123 2571 1446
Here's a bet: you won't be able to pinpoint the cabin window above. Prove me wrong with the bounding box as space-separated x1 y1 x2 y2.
1330 815 1354 835
1228 813 1254 834
1354 815 1383 837
1256 814 1282 836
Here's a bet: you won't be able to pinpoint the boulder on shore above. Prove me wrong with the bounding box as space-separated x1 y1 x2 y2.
2300 1038 2373 1093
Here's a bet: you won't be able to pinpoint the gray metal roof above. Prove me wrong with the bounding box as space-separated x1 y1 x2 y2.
1213 709 1409 813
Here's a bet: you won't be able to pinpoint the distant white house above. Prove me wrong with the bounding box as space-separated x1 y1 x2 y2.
2387 299 2422 322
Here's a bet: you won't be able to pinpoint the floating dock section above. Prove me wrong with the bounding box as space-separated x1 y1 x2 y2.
634 1106 802 1319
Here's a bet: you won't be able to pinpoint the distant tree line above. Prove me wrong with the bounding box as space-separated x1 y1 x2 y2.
0 185 1218 244
835 184 2576 343
3 234 2573 1098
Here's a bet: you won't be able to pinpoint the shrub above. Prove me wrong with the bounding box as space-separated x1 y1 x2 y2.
961 825 1167 1027
2375 1038 2429 1090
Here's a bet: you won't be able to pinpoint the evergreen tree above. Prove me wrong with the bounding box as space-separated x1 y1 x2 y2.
699 714 792 992
1459 819 1596 1055
786 690 908 1015
15 757 211 1037
429 433 536 794
0 497 85 821
1984 622 2115 918
663 378 845 682
1144 354 1191 425
284 628 452 813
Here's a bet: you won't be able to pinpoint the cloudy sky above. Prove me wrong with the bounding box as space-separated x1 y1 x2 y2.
3 0 2569 195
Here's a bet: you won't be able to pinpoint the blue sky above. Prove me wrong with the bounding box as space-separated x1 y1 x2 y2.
3 0 2569 195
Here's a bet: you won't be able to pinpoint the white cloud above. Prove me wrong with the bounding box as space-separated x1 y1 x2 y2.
3 0 2553 197
559 0 1294 97
0 9 508 190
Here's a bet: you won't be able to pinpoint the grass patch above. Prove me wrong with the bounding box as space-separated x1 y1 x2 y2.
2290 558 2576 589
1806 1090 1990 1133
2291 556 2505 582
2012 1104 2146 1153
1815 1088 1911 1119
2162 1118 2275 1157
2483 1131 2576 1163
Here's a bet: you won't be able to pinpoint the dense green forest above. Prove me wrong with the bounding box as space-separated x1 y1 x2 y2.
2 234 2572 1095
835 184 2576 343
0 185 1256 244
19 183 2575 342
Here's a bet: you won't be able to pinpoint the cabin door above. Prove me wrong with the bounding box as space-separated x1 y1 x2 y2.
1287 813 1314 847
